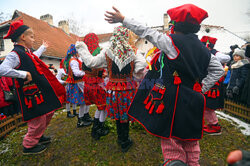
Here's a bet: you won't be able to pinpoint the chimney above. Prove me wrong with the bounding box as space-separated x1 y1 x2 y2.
58 20 69 34
40 14 53 25
163 13 169 31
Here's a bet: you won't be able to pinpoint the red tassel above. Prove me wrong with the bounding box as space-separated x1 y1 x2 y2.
156 102 164 114
144 95 150 105
174 76 181 85
40 94 44 103
28 98 32 108
211 90 216 98
35 95 41 104
215 82 220 86
145 100 152 110
217 89 220 97
149 102 155 114
193 82 202 92
25 97 29 106
219 76 224 82
208 90 212 97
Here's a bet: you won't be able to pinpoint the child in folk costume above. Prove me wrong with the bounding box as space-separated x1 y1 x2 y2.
82 33 109 140
200 36 231 135
76 26 147 152
0 20 65 154
56 59 78 118
104 4 224 165
64 44 93 128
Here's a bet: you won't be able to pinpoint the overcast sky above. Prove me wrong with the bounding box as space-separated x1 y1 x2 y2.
1 0 249 35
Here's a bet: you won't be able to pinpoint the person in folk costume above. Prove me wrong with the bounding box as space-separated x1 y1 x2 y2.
200 36 231 135
56 59 78 118
76 26 147 152
0 20 66 154
82 33 109 140
64 44 93 128
104 5 224 166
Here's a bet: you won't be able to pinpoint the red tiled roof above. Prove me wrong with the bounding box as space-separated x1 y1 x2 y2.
80 33 112 43
11 11 79 58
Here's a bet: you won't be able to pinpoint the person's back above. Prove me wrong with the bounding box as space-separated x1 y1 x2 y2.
169 33 210 81
104 4 224 166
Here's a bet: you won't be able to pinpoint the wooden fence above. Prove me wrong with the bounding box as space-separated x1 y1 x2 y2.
224 99 250 122
0 113 26 139
0 100 249 139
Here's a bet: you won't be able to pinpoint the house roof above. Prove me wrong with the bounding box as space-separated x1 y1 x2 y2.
198 24 247 53
80 33 112 43
1 10 113 59
12 10 79 59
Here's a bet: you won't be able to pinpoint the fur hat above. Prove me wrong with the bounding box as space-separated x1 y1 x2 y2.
233 48 245 59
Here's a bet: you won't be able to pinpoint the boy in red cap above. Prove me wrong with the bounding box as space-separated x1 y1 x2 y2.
105 4 224 166
200 36 230 135
0 20 65 154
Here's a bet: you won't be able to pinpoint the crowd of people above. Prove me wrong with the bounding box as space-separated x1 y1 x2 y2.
0 3 249 166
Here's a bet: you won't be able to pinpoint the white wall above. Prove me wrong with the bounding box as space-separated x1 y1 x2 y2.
0 39 14 57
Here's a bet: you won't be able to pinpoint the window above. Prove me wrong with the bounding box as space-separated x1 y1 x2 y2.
145 40 148 44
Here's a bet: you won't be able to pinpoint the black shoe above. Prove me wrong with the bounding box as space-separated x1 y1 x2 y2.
161 159 187 166
23 144 47 155
39 135 51 145
73 109 78 116
97 122 109 137
84 113 93 122
67 111 75 118
121 138 133 153
116 120 122 145
91 118 100 140
77 117 92 128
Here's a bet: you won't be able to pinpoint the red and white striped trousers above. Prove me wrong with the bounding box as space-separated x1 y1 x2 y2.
204 108 218 125
161 138 200 166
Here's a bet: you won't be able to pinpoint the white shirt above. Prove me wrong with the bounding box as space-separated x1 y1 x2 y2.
69 57 85 93
56 68 67 85
75 42 147 80
0 45 46 79
122 17 224 93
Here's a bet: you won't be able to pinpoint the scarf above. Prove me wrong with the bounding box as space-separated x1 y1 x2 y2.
83 33 101 56
64 44 77 73
107 26 135 71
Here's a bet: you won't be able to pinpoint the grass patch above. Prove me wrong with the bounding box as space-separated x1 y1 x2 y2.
0 106 249 165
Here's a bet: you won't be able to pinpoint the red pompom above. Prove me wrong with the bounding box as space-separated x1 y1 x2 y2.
193 82 202 92
174 76 181 85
